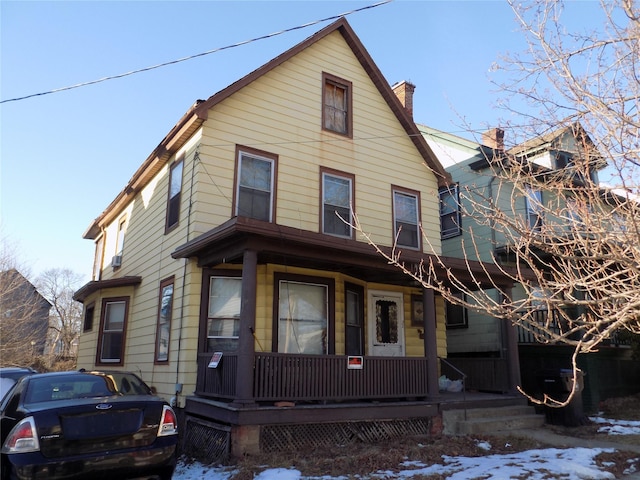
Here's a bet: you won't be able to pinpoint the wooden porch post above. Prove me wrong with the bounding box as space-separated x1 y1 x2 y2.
423 287 440 399
233 249 257 406
501 286 521 395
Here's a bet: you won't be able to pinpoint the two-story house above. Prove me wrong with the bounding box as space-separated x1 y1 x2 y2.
420 122 638 412
73 19 523 460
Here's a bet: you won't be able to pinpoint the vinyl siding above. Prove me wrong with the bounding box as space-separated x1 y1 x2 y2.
78 28 447 402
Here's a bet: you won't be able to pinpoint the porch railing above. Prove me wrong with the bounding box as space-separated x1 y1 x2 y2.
517 308 632 347
196 352 430 403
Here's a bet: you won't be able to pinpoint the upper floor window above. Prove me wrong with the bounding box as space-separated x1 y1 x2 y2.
321 168 354 238
393 187 421 249
154 277 174 363
235 147 276 222
525 186 543 232
92 234 104 280
116 217 126 256
165 157 184 233
322 72 352 137
439 185 461 239
97 297 129 365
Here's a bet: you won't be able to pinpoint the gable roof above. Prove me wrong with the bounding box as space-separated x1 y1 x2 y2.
83 18 450 240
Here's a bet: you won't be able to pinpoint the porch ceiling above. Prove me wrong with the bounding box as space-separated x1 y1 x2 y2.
172 216 514 290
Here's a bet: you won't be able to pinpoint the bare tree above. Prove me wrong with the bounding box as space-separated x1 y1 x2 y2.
0 239 51 368
356 0 640 406
36 269 84 368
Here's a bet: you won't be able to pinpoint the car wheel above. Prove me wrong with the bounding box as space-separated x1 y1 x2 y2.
1 464 17 480
157 467 174 480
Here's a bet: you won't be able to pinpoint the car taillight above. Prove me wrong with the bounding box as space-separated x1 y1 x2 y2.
1 417 40 453
158 405 178 436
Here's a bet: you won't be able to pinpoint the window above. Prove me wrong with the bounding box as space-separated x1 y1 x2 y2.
345 283 364 356
92 235 104 281
154 277 174 363
440 185 461 239
275 275 334 354
97 297 129 365
525 186 543 232
116 217 126 256
83 304 95 332
321 169 354 238
207 276 242 352
235 147 276 222
393 187 421 249
445 292 468 329
322 72 352 137
166 158 184 232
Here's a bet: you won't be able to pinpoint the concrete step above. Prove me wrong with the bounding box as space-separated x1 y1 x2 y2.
443 405 545 435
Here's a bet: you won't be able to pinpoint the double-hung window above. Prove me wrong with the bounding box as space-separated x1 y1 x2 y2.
276 275 334 355
322 73 352 137
445 292 468 329
321 168 354 238
235 147 276 222
97 297 129 365
207 276 242 352
154 277 174 363
393 187 421 249
165 158 184 232
525 186 543 232
439 185 462 239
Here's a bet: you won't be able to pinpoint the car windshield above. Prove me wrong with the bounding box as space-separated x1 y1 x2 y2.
25 373 151 403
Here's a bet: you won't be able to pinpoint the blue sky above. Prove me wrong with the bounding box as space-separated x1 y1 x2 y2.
0 1 596 282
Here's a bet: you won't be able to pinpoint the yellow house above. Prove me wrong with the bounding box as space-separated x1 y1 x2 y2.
73 18 521 459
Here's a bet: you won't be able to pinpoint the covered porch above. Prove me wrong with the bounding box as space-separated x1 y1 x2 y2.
172 217 522 458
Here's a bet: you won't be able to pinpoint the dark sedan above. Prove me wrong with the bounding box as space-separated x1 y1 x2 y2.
0 370 178 480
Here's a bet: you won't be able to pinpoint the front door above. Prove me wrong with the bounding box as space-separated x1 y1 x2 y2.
368 290 405 356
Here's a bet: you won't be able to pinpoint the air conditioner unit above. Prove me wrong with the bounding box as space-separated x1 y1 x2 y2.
111 255 122 268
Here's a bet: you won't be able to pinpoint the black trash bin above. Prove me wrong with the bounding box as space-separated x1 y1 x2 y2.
537 368 586 427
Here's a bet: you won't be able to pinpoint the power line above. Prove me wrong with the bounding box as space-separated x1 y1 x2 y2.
0 1 392 105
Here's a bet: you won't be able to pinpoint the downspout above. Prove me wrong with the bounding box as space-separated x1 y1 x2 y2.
174 146 199 408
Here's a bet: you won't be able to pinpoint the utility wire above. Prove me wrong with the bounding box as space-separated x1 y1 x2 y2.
1 1 391 104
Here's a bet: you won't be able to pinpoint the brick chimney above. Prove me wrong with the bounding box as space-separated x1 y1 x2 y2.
392 81 415 119
482 128 505 151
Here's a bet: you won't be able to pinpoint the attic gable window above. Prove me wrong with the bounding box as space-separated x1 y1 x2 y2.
165 157 184 233
322 72 352 137
234 146 277 222
392 187 421 250
439 185 462 239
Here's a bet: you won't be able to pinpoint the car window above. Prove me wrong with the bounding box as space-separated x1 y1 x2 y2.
25 376 118 403
0 377 16 401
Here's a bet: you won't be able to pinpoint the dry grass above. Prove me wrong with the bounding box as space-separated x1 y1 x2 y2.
215 394 640 479
230 433 542 480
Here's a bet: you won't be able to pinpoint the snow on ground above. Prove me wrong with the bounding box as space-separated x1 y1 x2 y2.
591 416 640 435
172 416 640 480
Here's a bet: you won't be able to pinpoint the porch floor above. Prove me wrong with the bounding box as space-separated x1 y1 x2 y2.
184 391 528 427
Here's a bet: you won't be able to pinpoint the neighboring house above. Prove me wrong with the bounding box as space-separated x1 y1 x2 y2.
0 269 51 364
73 19 521 460
420 123 639 411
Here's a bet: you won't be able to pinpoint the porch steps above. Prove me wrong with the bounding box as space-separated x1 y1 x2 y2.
443 404 545 435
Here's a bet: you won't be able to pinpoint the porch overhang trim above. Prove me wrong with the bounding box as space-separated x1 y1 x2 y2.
73 276 143 303
172 217 514 290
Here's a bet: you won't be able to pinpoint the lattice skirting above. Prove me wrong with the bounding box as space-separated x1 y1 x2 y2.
182 416 231 464
261 418 432 453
